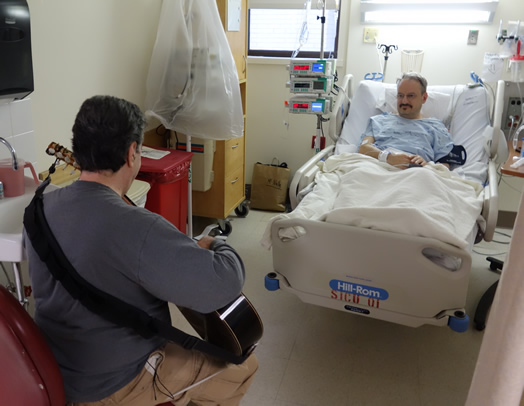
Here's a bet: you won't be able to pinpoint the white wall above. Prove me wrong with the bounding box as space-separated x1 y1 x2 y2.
246 0 524 184
0 99 36 171
25 0 162 172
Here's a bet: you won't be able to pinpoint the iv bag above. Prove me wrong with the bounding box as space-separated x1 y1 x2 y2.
291 0 312 59
145 0 243 140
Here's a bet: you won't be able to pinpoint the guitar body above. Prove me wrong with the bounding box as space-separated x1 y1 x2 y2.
178 294 263 357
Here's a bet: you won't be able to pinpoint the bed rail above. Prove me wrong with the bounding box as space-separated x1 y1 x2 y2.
482 80 506 242
289 144 335 209
327 74 353 143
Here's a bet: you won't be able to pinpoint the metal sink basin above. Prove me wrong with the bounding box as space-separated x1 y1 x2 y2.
0 177 58 262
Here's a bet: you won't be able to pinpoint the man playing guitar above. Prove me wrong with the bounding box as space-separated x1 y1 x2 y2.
24 95 258 406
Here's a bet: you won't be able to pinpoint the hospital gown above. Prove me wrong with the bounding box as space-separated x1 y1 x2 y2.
360 112 453 162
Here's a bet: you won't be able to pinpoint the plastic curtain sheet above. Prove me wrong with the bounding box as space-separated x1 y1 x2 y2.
466 190 524 406
145 0 243 140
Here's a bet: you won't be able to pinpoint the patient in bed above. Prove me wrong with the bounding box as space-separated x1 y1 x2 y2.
358 72 453 169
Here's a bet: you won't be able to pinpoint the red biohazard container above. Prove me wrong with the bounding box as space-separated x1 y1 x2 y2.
137 146 193 233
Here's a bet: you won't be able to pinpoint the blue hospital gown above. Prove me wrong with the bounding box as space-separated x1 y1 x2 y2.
360 113 453 162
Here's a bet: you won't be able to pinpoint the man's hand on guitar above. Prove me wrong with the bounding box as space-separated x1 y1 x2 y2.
197 236 215 250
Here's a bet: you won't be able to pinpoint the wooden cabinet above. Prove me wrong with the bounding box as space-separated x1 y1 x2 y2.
192 0 248 220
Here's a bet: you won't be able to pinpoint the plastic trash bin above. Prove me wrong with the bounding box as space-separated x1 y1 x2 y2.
137 146 193 233
127 179 151 208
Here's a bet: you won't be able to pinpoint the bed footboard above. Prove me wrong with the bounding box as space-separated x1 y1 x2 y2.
268 218 472 329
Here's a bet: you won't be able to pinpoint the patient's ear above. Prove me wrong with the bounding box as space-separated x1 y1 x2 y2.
422 92 428 104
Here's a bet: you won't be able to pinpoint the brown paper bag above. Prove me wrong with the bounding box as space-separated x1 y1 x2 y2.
250 161 290 212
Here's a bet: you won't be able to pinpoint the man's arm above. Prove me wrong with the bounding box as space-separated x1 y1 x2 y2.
359 136 422 169
358 136 381 159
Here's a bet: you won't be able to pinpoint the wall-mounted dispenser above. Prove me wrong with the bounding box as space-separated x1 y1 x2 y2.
0 0 33 102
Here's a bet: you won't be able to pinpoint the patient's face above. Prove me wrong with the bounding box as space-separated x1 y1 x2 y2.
396 79 428 119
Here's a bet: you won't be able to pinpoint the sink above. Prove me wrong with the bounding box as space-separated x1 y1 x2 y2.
0 177 58 262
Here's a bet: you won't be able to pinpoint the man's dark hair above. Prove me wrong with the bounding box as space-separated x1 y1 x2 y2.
72 95 146 172
398 72 428 94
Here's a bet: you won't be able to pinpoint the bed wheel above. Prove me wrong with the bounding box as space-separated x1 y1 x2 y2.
265 273 280 291
448 311 469 332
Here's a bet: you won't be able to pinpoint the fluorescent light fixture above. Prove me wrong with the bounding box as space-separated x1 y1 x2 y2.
360 0 499 24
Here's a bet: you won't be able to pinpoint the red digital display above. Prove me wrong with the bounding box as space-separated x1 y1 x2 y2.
293 65 310 70
293 103 309 109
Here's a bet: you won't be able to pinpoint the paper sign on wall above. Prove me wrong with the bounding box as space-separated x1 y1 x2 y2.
227 0 241 31
482 53 505 82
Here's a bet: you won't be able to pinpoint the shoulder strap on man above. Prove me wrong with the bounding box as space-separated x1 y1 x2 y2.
23 179 247 365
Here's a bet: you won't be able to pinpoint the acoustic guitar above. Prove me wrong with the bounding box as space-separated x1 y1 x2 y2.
178 294 263 357
45 142 264 359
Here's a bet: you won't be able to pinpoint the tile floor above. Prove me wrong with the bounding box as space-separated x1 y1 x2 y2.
181 210 511 406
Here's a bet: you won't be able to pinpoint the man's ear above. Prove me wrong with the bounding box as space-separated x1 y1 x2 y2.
422 92 428 104
126 141 138 167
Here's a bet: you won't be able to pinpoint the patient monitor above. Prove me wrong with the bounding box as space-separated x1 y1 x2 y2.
286 58 336 116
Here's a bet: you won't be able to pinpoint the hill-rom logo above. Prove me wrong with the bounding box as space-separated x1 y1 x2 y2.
329 280 389 300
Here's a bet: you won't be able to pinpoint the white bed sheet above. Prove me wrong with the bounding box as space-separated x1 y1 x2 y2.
262 153 484 251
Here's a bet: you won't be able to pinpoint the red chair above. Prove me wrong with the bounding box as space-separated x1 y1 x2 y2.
0 285 173 406
0 284 65 405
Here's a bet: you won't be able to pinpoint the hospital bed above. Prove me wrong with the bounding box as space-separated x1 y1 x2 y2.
263 75 507 331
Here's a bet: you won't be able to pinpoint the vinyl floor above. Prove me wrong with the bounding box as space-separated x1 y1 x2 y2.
182 210 511 406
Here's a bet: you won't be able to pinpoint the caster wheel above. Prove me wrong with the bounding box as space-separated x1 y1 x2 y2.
217 220 232 236
234 202 249 218
448 311 469 332
475 322 486 331
265 273 280 291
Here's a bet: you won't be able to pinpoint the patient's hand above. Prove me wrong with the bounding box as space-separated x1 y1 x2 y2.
386 153 415 169
387 153 427 169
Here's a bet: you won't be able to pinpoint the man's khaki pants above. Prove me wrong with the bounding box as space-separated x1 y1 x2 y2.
67 343 258 406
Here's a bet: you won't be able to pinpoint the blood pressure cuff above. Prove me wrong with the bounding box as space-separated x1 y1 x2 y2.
437 144 467 166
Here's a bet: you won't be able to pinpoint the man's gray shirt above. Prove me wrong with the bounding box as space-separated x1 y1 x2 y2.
24 180 245 402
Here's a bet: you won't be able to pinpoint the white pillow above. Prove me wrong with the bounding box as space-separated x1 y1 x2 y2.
338 81 384 145
449 86 490 167
376 88 452 123
339 81 453 146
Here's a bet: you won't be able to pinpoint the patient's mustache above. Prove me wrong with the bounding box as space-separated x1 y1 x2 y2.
400 104 412 108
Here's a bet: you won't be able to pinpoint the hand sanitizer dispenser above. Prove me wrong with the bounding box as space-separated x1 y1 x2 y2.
0 0 34 102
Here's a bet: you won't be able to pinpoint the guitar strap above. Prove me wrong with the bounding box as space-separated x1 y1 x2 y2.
23 177 248 365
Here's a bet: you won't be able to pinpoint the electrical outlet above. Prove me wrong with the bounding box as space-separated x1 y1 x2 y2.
505 97 523 131
467 30 479 45
363 27 379 43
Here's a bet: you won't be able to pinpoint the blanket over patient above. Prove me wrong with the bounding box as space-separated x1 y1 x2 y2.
262 153 484 250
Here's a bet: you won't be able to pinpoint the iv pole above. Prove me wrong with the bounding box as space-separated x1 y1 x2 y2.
378 44 398 82
314 1 327 154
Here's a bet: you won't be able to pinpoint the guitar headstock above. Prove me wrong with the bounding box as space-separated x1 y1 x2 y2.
46 142 81 170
